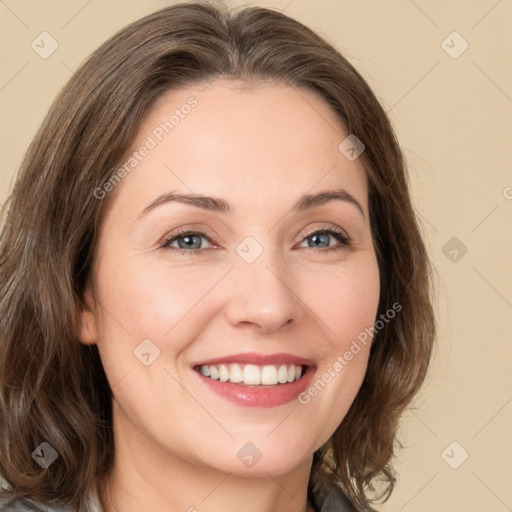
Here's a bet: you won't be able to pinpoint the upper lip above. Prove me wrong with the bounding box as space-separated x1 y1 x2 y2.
192 352 315 367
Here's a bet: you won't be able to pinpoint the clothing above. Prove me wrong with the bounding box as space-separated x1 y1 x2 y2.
311 480 359 511
0 479 102 512
1 478 361 511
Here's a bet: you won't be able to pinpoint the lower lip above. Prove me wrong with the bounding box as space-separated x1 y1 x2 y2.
193 366 316 407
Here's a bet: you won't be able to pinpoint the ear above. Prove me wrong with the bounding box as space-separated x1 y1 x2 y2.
78 281 98 345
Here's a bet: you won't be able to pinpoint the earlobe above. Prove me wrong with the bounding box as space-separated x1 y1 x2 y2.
78 282 98 345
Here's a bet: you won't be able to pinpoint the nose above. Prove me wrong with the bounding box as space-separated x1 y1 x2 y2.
223 255 304 335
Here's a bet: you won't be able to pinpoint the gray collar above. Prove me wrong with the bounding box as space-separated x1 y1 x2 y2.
311 481 358 512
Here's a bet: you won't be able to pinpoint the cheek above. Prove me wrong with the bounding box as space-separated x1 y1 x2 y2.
296 256 379 429
302 257 381 348
96 254 210 330
93 256 227 370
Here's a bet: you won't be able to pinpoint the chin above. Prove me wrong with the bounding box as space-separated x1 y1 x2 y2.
199 436 315 477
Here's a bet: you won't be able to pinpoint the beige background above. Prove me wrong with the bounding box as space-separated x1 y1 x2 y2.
1 0 511 510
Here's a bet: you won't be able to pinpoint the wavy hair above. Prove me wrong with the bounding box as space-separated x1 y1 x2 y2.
0 2 436 510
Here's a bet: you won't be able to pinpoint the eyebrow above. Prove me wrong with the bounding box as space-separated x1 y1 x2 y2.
137 188 366 220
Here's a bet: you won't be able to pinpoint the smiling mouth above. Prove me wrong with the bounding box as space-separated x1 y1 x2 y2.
193 363 306 386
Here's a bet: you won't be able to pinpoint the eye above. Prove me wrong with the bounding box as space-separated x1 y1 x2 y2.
297 227 351 252
161 229 213 255
161 226 352 256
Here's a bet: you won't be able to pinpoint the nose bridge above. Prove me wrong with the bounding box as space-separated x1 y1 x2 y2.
223 245 303 333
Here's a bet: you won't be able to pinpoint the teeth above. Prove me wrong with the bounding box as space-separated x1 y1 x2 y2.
209 365 219 380
229 363 243 383
197 363 304 385
277 364 288 383
261 365 278 385
243 364 261 385
219 364 229 382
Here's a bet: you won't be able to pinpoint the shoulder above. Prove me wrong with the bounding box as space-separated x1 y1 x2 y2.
0 481 43 511
316 481 357 512
0 496 70 512
0 493 99 512
0 496 49 511
0 477 102 512
312 478 378 512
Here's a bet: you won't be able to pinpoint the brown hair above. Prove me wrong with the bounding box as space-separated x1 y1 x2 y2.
0 1 436 511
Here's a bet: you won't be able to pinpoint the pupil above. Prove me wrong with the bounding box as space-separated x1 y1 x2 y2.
179 235 200 250
311 233 328 248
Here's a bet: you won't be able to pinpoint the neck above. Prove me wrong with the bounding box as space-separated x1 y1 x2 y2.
98 410 316 512
99 460 316 512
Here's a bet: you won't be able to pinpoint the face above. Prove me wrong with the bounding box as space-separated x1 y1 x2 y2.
80 79 380 477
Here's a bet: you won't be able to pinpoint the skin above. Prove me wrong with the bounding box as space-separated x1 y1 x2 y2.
79 79 380 512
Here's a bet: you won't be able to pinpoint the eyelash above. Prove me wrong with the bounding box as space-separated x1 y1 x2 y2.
160 226 352 256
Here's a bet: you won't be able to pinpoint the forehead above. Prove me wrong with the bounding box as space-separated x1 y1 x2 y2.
106 79 369 220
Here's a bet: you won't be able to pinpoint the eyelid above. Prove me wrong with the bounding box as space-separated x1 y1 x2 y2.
300 223 350 242
159 225 218 247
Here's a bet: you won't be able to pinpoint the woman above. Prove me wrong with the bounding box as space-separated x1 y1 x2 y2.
0 2 436 511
